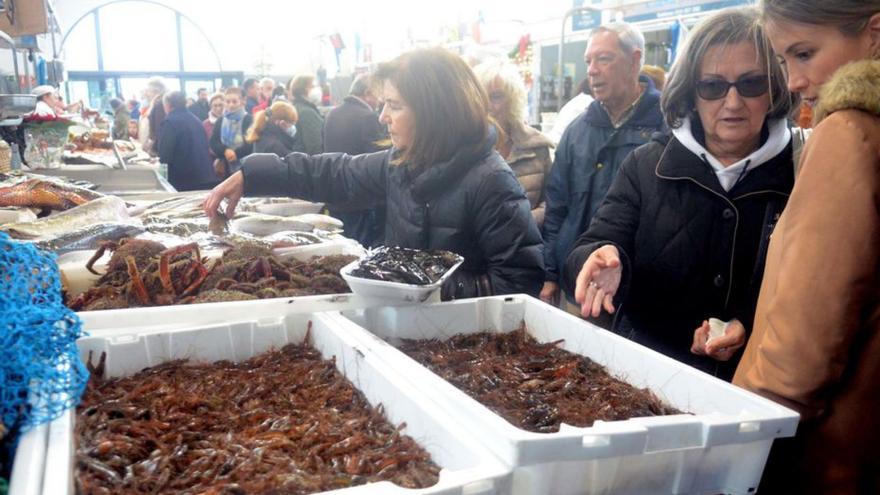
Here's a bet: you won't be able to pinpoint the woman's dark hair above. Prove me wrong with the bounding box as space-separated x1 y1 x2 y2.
760 0 880 36
661 7 794 129
374 47 489 167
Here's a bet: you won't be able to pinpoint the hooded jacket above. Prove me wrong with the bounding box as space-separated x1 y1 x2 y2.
734 60 880 495
564 117 793 379
241 128 544 299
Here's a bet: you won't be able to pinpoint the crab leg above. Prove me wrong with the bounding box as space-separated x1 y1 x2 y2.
85 242 113 275
125 256 151 305
178 263 209 298
158 243 200 294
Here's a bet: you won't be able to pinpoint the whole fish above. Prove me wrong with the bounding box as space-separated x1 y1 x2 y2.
33 223 144 255
0 178 104 211
1 196 134 239
290 213 344 232
230 214 314 237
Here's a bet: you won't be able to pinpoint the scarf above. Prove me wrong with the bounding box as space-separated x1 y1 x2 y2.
221 108 246 149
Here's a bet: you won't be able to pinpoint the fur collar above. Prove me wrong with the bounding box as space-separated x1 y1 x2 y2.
814 59 880 125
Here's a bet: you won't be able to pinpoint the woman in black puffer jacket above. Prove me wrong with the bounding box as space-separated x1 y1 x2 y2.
204 48 544 299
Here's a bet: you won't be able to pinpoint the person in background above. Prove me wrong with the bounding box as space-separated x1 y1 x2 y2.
566 7 794 380
137 78 166 152
189 87 210 121
128 98 140 121
242 78 259 114
246 100 298 156
270 86 288 103
323 74 388 247
541 21 665 310
547 77 594 145
475 59 555 228
158 91 218 191
289 75 324 154
204 47 544 299
320 83 331 107
252 77 276 114
210 87 254 178
109 98 130 140
29 85 58 119
733 1 880 492
640 64 667 91
203 92 224 141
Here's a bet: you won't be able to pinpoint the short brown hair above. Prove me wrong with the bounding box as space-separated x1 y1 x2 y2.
374 47 489 167
224 86 243 98
661 7 794 129
290 75 314 98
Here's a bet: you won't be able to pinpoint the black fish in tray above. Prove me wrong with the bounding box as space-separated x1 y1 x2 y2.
349 246 463 285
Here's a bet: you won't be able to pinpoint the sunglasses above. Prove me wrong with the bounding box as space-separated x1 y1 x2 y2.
696 74 769 100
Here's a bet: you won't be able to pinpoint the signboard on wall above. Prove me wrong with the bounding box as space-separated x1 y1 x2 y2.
572 0 603 31
622 0 749 23
0 0 49 37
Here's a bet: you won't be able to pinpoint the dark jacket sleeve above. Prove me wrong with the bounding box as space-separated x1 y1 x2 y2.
157 118 177 165
542 129 572 282
448 169 544 299
210 116 226 158
241 150 387 208
563 149 643 302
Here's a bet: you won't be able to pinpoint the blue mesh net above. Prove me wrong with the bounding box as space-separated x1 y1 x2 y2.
0 232 88 441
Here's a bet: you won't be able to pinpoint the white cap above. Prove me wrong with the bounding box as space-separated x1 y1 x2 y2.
32 85 55 97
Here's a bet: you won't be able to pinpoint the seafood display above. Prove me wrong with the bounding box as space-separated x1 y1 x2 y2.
76 343 440 493
350 246 463 285
1 196 133 240
397 328 681 433
0 176 103 212
67 238 356 311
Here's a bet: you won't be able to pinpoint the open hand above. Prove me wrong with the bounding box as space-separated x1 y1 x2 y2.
574 244 622 318
691 318 746 361
203 171 244 219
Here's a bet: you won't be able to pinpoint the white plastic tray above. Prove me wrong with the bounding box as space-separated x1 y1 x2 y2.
8 424 50 495
329 295 800 495
28 313 510 495
340 257 463 303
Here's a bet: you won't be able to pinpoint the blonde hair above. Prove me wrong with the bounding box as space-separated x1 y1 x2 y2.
246 101 298 144
473 59 528 129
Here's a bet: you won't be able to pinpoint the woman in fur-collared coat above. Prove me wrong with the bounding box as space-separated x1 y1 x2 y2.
733 1 880 493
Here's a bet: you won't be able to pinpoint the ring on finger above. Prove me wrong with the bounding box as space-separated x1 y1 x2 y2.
589 281 598 288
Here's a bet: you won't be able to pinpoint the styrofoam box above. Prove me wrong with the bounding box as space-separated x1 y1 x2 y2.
340 258 464 303
328 295 800 495
29 313 511 495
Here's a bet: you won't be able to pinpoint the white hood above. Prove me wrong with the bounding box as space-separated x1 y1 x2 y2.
673 116 791 192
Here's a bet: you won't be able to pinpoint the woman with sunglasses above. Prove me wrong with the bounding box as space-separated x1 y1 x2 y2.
563 8 794 380
733 1 880 492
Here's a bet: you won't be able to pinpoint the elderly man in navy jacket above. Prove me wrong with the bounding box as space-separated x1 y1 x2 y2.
159 91 219 191
541 22 665 311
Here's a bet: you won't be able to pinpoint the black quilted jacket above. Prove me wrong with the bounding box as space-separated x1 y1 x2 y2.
564 132 794 378
242 129 544 299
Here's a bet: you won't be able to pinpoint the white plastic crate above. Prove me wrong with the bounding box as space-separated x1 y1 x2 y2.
8 424 50 495
329 295 800 495
26 312 510 495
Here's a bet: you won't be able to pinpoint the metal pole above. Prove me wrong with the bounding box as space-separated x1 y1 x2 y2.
558 6 601 112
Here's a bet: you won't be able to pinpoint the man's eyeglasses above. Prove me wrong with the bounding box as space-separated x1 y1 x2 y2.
696 74 769 100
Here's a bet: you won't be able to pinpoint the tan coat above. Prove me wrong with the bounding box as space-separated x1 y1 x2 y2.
505 123 554 227
733 60 880 494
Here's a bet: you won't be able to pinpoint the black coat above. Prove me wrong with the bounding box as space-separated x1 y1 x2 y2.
189 100 210 122
242 130 544 299
323 95 388 248
564 132 794 378
323 96 385 155
157 108 218 191
253 121 296 156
